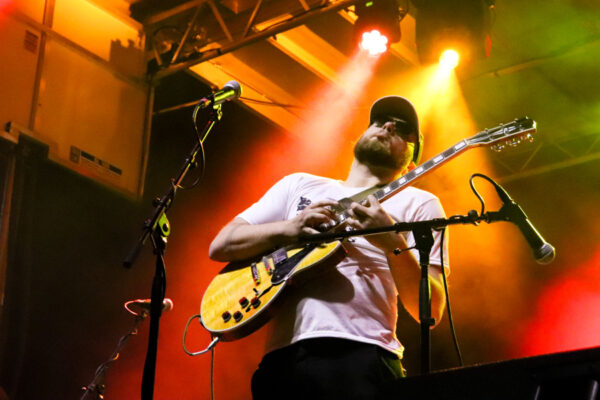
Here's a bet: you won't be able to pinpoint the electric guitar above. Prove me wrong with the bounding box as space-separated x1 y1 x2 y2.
200 117 537 341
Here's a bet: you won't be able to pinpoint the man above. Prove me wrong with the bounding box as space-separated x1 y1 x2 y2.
209 96 448 399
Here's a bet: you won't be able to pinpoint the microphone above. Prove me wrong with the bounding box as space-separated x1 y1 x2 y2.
196 80 242 109
493 183 556 264
124 298 174 316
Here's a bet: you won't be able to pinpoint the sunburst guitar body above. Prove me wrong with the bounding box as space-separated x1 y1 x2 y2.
200 240 346 341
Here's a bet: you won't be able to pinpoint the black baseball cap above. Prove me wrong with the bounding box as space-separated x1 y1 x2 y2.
369 96 423 164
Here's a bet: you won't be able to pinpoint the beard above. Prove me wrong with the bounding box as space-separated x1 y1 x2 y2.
353 136 412 171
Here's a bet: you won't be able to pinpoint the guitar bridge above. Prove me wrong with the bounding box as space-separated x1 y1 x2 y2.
271 245 317 285
272 248 288 265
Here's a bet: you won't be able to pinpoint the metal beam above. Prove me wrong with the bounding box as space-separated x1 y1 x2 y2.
152 0 360 81
473 37 600 80
498 151 600 183
170 4 204 64
188 54 303 132
267 25 348 84
142 0 206 25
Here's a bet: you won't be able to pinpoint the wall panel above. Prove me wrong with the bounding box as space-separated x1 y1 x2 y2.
0 13 40 133
33 37 147 195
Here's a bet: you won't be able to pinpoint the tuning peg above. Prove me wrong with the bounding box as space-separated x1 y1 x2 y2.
491 143 504 152
508 137 521 147
525 133 534 142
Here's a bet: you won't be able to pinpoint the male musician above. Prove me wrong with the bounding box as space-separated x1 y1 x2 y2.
209 96 448 399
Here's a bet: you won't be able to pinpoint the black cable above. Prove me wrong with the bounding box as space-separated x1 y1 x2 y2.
80 314 146 399
175 103 208 190
443 172 499 367
469 172 511 220
438 227 464 367
443 172 504 366
469 173 491 216
182 315 220 399
210 346 216 400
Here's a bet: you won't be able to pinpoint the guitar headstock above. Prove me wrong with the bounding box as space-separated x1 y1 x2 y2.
467 117 537 151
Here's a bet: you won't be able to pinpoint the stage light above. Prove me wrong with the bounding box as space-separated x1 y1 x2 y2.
354 0 402 55
439 49 460 69
414 0 493 65
359 29 388 56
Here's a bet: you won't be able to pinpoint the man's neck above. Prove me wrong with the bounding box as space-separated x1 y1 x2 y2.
343 159 400 188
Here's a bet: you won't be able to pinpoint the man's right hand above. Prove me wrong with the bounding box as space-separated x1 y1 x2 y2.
287 200 339 237
209 200 339 262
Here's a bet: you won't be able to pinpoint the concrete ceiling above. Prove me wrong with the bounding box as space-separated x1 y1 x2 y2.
127 0 600 182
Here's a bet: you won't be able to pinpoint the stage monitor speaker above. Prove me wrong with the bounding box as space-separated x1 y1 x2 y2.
379 347 600 400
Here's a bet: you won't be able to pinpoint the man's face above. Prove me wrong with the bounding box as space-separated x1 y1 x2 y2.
353 115 417 171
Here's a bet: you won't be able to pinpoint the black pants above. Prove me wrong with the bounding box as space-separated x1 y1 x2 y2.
251 338 405 400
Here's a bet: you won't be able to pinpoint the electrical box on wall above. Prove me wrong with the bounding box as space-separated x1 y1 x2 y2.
0 0 149 197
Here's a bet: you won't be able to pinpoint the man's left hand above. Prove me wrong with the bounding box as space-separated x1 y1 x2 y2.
345 195 402 253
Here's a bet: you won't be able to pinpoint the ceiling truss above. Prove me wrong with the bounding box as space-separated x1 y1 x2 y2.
493 133 600 182
143 0 363 80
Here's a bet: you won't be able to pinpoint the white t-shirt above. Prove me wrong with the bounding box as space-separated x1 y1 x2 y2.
237 172 448 357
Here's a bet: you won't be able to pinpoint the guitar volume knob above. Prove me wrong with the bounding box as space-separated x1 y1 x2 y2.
251 296 261 309
221 311 232 323
239 297 249 308
233 311 243 322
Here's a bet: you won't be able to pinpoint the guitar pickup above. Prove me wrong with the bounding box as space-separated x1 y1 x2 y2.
262 256 274 275
251 262 260 285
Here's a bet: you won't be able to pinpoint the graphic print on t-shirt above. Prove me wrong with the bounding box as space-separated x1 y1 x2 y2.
296 196 312 212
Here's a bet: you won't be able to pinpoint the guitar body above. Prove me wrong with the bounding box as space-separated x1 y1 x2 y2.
200 240 346 341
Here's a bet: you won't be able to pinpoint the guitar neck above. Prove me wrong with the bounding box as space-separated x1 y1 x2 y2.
367 116 536 204
373 139 471 203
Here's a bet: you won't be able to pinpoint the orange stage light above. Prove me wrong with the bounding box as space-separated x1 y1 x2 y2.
359 29 389 56
354 0 401 55
439 49 460 70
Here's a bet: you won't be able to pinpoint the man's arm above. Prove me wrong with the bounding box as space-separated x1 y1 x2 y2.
209 200 339 262
345 195 446 325
384 244 446 326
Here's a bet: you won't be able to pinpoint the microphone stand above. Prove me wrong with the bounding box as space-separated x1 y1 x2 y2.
80 311 148 400
299 209 512 375
123 104 222 400
412 226 435 374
